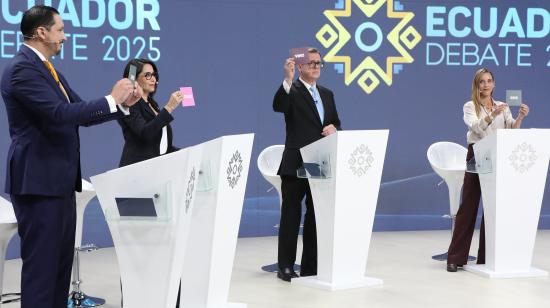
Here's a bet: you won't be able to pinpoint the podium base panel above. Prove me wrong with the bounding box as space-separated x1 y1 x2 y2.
291 275 383 291
464 264 548 278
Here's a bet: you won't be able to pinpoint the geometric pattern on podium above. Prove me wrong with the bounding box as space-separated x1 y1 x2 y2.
185 168 196 214
508 142 537 174
226 150 244 189
348 144 374 177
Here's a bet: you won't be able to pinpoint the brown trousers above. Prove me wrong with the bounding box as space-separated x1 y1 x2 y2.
447 144 486 265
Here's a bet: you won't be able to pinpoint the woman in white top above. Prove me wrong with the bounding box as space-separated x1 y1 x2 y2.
446 68 529 272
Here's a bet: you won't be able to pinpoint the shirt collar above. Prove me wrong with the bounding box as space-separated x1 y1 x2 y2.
24 43 47 61
299 77 316 91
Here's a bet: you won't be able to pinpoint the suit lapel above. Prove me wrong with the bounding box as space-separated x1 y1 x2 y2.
140 100 156 118
294 80 322 125
57 74 74 102
21 46 70 103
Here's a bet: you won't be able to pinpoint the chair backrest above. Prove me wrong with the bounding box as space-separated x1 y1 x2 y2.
81 179 94 192
257 145 284 177
0 196 17 223
427 142 468 171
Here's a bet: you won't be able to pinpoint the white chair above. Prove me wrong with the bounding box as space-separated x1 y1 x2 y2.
257 145 285 207
258 145 298 272
427 142 474 261
0 196 18 306
69 179 104 308
427 142 467 217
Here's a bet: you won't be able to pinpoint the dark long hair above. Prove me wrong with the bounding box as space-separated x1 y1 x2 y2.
123 58 160 112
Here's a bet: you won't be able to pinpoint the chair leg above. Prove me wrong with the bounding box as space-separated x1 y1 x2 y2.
432 215 476 262
68 244 106 308
1 292 21 304
260 223 301 273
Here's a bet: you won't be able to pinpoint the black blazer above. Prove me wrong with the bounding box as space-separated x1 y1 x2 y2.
273 79 341 176
118 98 178 167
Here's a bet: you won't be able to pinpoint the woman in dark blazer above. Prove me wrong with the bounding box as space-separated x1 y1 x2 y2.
118 58 183 167
118 59 185 306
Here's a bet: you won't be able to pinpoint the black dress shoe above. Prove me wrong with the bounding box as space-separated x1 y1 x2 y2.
447 264 458 272
277 267 299 282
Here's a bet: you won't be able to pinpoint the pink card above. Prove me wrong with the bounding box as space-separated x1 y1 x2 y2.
179 87 195 107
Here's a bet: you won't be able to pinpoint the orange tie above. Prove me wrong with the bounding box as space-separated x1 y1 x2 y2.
43 60 69 102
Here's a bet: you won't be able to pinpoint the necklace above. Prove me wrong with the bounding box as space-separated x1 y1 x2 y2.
482 100 494 115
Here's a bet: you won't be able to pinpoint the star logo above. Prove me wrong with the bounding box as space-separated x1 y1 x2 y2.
316 0 421 94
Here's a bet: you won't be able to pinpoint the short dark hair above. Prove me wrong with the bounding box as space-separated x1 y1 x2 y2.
123 58 160 98
308 47 322 58
21 5 59 40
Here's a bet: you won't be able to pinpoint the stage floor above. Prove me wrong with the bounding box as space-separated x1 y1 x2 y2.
3 230 549 308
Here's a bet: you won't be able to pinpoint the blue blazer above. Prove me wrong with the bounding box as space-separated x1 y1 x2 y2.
1 45 123 196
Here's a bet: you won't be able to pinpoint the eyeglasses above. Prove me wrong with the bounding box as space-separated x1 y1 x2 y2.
142 71 158 80
306 61 324 69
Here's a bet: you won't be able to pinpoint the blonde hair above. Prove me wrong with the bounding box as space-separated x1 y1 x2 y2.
471 68 495 117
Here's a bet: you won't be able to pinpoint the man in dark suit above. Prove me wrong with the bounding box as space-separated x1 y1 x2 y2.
273 48 341 281
0 5 142 308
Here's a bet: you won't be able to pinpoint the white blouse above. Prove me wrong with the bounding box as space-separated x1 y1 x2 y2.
463 100 516 144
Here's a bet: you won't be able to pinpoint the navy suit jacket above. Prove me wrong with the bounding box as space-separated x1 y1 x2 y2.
273 79 341 176
1 45 123 196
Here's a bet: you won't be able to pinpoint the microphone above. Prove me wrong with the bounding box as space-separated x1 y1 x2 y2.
43 39 64 45
503 104 508 129
23 34 63 45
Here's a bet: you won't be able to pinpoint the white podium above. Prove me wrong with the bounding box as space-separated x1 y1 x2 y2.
91 146 202 308
464 129 550 278
292 130 389 290
180 133 254 308
0 197 17 308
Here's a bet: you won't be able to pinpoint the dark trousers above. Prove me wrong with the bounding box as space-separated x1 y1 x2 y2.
278 175 317 274
11 194 76 308
447 144 486 265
